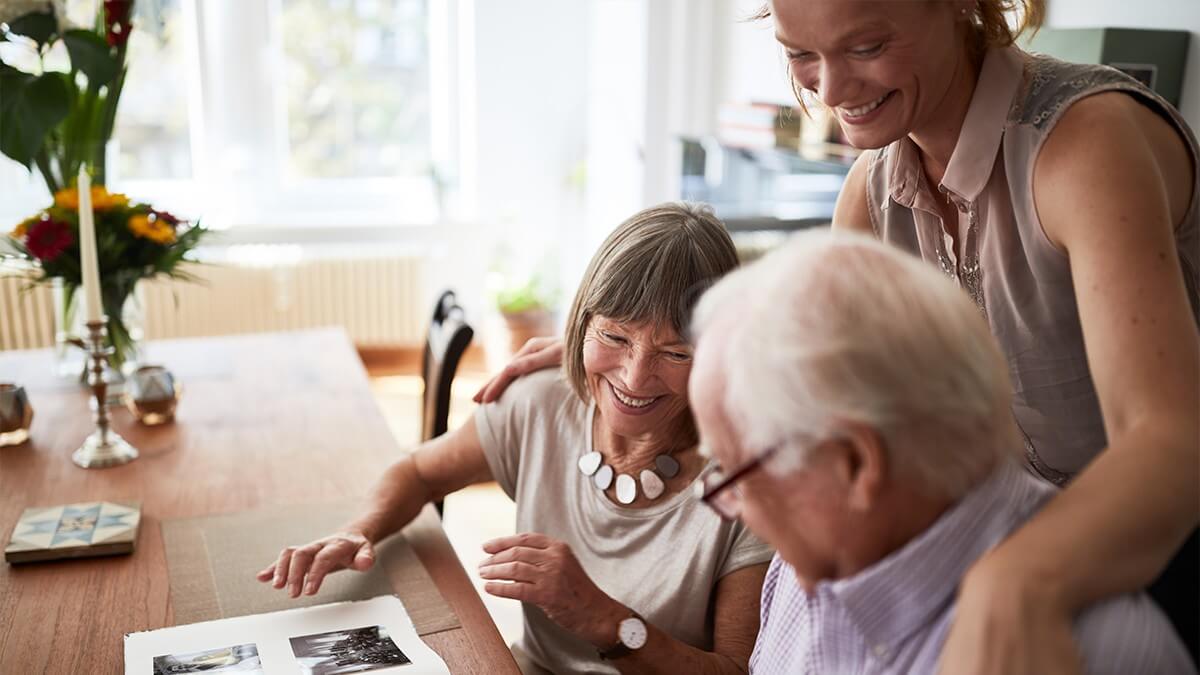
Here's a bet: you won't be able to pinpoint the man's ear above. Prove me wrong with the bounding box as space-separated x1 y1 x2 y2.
828 422 889 512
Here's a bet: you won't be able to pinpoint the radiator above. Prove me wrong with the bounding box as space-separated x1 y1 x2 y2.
0 255 429 351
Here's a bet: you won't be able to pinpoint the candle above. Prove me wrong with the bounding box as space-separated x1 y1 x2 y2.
77 167 103 323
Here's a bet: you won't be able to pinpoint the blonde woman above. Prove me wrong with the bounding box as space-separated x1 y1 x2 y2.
478 1 1200 672
259 203 772 674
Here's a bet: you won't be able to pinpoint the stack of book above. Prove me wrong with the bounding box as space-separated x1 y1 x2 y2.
717 103 803 150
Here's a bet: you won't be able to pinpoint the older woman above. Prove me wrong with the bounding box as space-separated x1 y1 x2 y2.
258 202 772 674
479 1 1200 670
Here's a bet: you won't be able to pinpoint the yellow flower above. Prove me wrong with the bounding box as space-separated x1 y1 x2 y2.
10 216 37 239
54 186 130 211
128 213 176 244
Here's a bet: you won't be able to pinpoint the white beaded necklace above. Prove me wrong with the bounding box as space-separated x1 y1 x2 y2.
577 449 681 504
579 402 683 504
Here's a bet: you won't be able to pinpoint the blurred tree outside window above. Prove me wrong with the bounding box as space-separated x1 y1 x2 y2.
112 0 193 181
282 0 430 180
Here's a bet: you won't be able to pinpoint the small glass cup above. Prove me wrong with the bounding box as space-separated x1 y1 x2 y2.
123 365 181 426
0 383 34 446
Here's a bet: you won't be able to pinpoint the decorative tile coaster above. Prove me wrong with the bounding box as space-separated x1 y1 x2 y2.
5 501 141 564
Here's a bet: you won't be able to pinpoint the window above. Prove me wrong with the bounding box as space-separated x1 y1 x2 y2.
282 0 430 180
113 0 194 181
0 0 455 231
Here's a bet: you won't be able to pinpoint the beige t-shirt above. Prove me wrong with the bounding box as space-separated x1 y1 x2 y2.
475 369 773 674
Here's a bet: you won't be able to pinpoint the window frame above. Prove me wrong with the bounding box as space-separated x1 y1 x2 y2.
0 0 463 234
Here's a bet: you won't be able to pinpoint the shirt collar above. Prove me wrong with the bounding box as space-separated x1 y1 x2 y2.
884 45 1025 208
823 460 1043 662
941 45 1025 203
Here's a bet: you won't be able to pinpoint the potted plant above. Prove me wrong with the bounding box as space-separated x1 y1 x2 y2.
493 273 558 355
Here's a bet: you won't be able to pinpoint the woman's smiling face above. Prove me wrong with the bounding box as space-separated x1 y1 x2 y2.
772 0 970 150
583 315 694 440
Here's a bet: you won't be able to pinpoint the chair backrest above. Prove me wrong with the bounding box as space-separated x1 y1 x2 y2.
421 290 474 443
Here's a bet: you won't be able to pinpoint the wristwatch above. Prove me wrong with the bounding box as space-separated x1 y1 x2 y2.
597 613 648 660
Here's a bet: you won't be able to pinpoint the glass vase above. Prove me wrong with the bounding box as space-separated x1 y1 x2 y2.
52 278 145 381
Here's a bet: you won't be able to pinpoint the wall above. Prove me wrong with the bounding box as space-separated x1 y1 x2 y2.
427 0 592 353
1044 0 1200 129
722 0 794 107
717 0 1200 129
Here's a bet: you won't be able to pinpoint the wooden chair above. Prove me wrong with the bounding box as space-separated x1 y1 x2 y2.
421 290 474 516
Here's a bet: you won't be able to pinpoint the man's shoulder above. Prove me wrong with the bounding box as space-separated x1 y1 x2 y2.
1074 593 1195 674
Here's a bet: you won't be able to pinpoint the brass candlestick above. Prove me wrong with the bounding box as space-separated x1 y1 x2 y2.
72 318 139 469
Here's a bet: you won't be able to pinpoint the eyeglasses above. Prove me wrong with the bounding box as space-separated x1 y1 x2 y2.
696 444 782 522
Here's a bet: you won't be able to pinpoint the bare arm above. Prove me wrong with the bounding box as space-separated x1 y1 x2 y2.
830 150 876 234
257 417 493 596
609 564 768 674
349 418 494 542
939 92 1199 673
480 534 767 675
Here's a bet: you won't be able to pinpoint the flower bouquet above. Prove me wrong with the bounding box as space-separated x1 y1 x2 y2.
1 0 207 372
6 184 206 371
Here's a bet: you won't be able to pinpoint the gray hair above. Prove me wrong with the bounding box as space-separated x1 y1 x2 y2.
563 201 739 403
691 229 1019 499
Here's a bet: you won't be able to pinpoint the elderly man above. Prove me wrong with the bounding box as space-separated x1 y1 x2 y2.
688 230 1194 674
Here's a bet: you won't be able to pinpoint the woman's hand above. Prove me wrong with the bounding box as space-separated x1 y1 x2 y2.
479 532 626 645
937 552 1082 675
472 337 563 403
256 531 376 598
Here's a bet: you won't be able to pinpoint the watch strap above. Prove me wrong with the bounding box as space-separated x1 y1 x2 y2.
596 612 645 661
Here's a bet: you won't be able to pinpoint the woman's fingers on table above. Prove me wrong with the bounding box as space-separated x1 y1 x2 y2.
255 563 276 581
270 547 296 588
258 533 373 596
351 539 377 571
286 544 320 597
303 544 351 595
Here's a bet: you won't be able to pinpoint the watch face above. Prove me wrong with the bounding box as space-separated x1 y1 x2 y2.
618 617 648 650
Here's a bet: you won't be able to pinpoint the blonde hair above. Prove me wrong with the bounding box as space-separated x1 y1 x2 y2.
562 202 738 403
692 229 1021 500
970 0 1044 52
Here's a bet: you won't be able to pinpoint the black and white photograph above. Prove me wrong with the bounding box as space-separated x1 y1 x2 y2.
290 625 412 675
152 643 263 675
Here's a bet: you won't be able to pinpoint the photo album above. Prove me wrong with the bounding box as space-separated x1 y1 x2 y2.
124 595 450 675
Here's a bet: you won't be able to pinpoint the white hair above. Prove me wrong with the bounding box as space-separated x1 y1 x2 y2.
692 229 1020 499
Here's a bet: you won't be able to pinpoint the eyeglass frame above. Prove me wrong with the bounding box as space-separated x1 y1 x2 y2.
697 443 783 521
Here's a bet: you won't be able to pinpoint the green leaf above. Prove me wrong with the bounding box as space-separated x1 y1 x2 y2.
0 69 69 168
62 30 119 87
5 10 57 48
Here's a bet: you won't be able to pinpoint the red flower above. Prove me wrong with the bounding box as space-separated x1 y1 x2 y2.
25 216 74 263
104 0 134 47
153 210 180 227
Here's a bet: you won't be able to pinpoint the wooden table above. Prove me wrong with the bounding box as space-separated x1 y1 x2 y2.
0 328 517 674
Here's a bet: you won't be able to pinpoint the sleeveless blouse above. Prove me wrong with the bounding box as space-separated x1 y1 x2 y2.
864 46 1200 484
